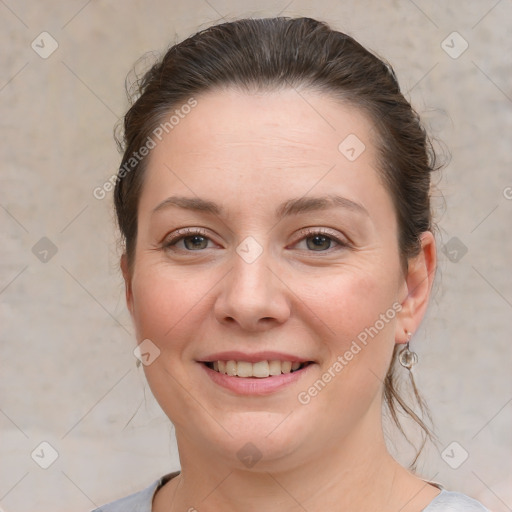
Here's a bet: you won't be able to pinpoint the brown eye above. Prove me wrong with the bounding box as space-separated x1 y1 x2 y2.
182 235 209 250
293 228 348 253
163 228 213 252
306 234 333 251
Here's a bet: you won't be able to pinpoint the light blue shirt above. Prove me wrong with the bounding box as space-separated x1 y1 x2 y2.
91 472 491 511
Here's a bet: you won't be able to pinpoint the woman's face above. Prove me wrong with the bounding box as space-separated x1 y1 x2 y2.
123 88 431 470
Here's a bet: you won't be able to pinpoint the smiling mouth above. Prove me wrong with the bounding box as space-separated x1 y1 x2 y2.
202 360 313 378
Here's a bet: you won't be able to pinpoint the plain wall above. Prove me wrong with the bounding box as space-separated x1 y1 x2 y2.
1 1 511 510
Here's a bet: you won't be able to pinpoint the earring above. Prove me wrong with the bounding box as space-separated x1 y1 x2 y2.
399 331 418 369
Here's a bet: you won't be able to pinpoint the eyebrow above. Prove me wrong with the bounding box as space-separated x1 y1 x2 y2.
152 194 369 218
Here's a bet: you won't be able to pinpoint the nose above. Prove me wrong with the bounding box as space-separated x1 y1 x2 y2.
214 251 291 332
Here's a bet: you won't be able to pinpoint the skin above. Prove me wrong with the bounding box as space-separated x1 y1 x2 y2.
121 87 438 511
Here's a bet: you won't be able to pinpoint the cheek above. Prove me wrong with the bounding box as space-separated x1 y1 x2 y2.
130 266 207 345
299 273 398 411
302 266 399 343
300 267 399 387
130 267 215 427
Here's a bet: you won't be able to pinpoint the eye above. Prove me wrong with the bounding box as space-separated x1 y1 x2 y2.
162 227 349 254
162 228 215 251
293 228 348 252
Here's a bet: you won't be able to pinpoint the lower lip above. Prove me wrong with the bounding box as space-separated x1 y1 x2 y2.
200 362 314 395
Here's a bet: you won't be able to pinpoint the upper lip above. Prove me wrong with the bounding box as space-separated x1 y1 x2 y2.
198 351 314 363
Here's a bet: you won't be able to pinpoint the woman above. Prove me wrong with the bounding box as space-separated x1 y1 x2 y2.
94 17 489 511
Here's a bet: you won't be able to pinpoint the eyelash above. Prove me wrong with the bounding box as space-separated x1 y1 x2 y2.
162 227 349 253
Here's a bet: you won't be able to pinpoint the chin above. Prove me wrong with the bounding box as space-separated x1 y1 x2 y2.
205 410 313 467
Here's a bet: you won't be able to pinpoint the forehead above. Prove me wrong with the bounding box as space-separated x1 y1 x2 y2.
138 87 388 219
161 87 376 161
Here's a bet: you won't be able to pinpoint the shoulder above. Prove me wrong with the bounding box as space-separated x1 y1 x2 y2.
90 483 156 512
424 490 491 511
90 481 158 512
90 472 178 512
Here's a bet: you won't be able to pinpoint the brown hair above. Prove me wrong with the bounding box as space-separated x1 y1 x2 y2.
114 17 440 467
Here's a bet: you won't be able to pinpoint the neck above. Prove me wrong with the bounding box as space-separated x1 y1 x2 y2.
154 408 436 512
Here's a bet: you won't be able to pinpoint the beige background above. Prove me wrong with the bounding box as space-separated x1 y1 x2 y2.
1 1 511 511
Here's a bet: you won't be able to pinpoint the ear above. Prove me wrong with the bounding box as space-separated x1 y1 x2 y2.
395 231 437 344
120 253 134 315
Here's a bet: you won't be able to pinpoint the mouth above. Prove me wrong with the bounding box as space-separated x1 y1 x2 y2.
201 360 314 378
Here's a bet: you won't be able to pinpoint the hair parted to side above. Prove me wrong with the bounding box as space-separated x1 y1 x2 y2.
114 16 442 468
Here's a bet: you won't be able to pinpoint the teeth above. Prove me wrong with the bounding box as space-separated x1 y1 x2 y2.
252 361 269 378
211 360 306 378
268 360 282 375
281 361 292 374
226 360 237 376
237 361 253 377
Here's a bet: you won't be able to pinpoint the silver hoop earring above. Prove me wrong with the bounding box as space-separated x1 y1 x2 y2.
399 331 418 369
